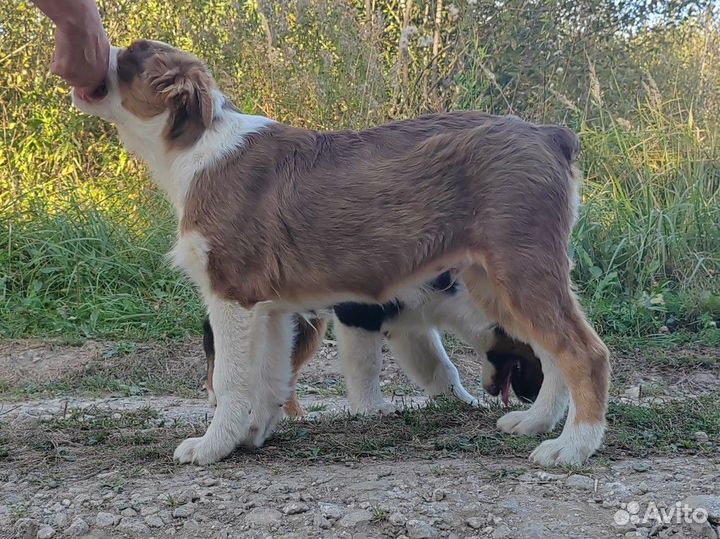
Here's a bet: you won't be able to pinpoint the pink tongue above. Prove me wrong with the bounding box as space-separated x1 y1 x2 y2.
501 370 512 406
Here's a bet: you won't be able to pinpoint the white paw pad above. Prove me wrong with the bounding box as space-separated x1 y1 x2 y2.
174 435 234 465
497 410 554 435
529 423 605 466
357 401 398 416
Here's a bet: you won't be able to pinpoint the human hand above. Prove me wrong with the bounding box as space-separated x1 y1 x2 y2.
44 1 110 100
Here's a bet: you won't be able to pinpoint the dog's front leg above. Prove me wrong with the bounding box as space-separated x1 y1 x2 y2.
174 299 294 465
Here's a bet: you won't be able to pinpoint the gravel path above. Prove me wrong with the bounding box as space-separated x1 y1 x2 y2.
1 339 719 539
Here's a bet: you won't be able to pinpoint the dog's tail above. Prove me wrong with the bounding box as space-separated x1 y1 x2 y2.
541 125 580 165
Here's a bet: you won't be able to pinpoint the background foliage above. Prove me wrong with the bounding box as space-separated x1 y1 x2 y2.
1 0 719 341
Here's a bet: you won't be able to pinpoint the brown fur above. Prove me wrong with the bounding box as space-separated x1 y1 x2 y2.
117 40 214 149
120 39 609 433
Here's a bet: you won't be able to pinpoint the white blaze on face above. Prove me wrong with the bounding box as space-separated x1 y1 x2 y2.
71 46 123 122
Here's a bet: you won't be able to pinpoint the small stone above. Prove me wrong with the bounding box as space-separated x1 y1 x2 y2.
120 507 138 517
492 523 512 539
319 503 344 520
460 502 485 517
688 520 718 539
65 517 90 537
313 512 332 529
50 512 70 529
245 508 282 527
140 505 160 516
172 503 196 519
95 512 118 528
338 510 373 528
283 501 309 515
13 518 40 539
145 515 165 528
117 518 151 535
466 517 484 529
389 512 407 526
637 481 649 494
565 475 595 490
432 489 447 502
37 525 56 539
406 519 439 539
659 325 669 334
694 431 710 443
535 471 565 482
158 510 173 524
202 478 219 487
632 462 651 473
183 519 200 531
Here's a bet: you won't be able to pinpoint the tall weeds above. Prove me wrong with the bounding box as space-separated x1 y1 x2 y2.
1 0 718 340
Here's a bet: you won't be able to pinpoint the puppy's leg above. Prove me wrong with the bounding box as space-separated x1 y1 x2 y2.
495 346 568 434
202 316 217 406
463 259 610 466
335 318 395 415
386 328 480 407
175 300 294 464
433 285 497 357
284 317 326 417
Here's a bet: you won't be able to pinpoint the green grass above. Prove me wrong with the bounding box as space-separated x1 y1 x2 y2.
1 1 719 343
2 396 717 474
0 195 204 340
0 340 204 401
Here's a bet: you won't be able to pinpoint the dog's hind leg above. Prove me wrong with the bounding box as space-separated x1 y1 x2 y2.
174 300 294 464
335 318 396 415
385 328 481 407
463 258 610 466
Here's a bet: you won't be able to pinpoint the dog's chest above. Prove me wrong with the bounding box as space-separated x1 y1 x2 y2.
170 231 212 295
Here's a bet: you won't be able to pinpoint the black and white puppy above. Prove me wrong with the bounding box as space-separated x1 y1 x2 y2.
204 272 543 415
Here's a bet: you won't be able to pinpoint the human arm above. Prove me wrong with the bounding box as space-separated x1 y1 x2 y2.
32 0 109 98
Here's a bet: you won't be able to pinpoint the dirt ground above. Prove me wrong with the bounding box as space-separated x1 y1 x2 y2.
1 338 719 539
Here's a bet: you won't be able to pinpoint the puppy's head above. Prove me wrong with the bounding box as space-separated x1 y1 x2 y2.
482 327 543 404
72 39 216 149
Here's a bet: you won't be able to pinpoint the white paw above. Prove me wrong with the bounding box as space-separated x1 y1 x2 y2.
173 435 234 465
451 385 488 408
530 438 586 466
246 407 283 447
529 423 605 466
497 410 555 435
354 401 398 416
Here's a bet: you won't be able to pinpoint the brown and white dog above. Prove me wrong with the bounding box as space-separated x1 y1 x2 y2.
205 275 544 416
72 39 610 466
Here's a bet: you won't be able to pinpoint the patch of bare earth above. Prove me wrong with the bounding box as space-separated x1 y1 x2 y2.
1 339 719 539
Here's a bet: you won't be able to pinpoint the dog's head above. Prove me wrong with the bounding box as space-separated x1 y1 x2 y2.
482 327 543 404
72 39 216 150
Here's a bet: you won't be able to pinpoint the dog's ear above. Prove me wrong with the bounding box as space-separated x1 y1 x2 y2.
147 55 214 129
